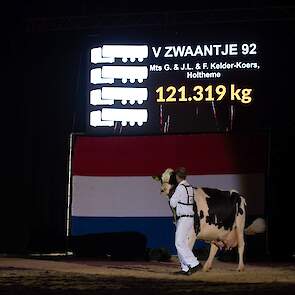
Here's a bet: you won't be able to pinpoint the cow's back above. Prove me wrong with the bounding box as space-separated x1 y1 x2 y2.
193 187 246 241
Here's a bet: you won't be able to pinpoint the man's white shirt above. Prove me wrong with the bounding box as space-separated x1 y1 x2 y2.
169 180 195 217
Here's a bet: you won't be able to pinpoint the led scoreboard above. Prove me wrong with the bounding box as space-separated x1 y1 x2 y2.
87 38 262 135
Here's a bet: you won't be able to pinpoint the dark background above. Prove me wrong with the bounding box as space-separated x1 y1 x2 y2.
2 1 294 259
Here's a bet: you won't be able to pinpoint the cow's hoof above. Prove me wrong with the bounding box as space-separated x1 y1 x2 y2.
202 266 211 272
237 267 245 272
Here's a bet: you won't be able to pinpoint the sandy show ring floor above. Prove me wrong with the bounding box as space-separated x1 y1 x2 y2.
0 257 295 294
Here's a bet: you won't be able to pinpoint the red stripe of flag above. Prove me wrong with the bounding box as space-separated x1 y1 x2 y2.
72 133 268 176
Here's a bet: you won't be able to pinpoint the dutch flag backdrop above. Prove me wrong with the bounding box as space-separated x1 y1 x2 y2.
71 133 267 254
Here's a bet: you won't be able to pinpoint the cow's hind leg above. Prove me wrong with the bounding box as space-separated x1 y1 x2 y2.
236 227 245 271
236 202 246 271
203 243 219 272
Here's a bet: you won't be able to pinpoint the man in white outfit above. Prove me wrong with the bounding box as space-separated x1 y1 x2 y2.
169 167 202 275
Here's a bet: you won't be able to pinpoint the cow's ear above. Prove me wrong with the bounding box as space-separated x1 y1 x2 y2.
152 175 161 182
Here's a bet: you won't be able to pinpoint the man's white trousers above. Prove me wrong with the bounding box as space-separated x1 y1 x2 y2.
175 217 199 272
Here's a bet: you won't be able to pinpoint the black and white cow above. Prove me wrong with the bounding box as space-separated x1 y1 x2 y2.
154 168 247 272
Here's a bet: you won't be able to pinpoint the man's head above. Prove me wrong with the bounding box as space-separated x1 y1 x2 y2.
175 167 187 183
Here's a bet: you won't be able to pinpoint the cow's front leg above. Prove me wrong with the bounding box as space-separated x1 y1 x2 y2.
187 228 197 250
203 243 219 272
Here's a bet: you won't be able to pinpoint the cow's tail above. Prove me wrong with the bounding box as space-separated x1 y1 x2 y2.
244 217 266 235
232 192 266 236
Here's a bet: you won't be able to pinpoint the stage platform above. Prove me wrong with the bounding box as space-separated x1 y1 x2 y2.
0 256 294 294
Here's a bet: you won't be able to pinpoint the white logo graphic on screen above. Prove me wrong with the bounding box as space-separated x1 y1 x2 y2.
91 66 148 84
90 87 147 105
91 45 148 63
90 109 148 127
89 44 149 127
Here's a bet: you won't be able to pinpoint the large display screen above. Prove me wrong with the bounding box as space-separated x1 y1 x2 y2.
87 31 263 134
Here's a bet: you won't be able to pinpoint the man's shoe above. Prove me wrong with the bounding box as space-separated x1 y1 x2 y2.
190 263 203 273
173 270 192 276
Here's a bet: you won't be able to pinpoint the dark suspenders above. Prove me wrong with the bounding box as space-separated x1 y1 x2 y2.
179 184 194 206
177 184 195 219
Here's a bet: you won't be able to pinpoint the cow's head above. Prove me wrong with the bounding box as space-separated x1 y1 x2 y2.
153 168 177 197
